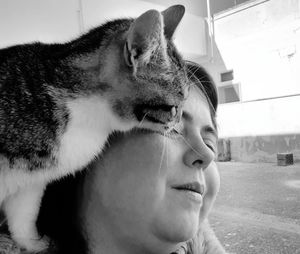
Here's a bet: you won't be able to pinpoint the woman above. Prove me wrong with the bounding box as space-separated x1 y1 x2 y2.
0 61 226 254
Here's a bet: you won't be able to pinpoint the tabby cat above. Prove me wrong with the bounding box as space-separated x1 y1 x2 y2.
0 5 189 252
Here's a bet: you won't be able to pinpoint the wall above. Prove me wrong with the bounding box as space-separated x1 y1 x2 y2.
141 0 207 17
217 95 300 138
0 0 208 59
80 0 207 59
213 0 300 101
217 95 300 162
229 134 300 163
202 0 300 162
0 0 80 47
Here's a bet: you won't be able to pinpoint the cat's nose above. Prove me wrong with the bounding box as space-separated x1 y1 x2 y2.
162 105 180 122
171 106 183 123
171 106 177 117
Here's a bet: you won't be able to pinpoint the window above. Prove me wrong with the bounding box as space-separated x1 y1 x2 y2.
218 83 241 104
210 0 265 15
220 70 234 82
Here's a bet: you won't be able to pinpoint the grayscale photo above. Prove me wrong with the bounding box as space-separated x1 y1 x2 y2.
0 0 299 253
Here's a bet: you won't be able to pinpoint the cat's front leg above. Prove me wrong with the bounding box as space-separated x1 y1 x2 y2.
3 181 49 252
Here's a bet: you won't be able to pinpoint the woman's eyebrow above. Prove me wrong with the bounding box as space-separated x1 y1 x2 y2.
203 125 218 139
182 111 218 138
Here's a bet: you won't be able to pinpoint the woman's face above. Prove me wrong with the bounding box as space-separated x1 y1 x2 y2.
83 85 219 253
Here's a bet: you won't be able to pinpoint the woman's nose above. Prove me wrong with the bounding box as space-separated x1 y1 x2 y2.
183 135 214 170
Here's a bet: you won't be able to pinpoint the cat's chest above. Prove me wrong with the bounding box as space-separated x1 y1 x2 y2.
56 96 134 174
0 97 135 197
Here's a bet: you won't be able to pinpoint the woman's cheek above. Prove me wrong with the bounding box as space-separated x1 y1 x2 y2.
205 162 220 197
199 162 220 223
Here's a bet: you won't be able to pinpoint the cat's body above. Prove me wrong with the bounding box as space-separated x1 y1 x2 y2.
0 5 188 252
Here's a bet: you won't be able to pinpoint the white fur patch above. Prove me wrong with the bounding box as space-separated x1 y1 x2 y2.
0 95 136 206
56 96 135 174
0 95 137 251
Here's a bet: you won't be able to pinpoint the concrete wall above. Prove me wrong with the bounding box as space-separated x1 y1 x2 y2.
228 134 300 163
213 0 300 101
0 0 80 47
0 0 208 59
200 0 300 162
211 0 300 137
80 0 208 59
217 94 300 138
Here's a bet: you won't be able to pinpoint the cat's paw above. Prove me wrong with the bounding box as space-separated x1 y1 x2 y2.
16 235 50 253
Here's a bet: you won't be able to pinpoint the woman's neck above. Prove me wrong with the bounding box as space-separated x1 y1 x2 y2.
79 173 182 254
80 188 126 254
80 183 149 254
81 193 184 254
82 201 158 254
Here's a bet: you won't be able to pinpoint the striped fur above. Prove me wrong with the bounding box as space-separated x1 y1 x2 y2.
0 5 188 252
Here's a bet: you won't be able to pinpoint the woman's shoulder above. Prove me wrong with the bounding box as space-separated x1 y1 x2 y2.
1 215 227 254
185 220 227 254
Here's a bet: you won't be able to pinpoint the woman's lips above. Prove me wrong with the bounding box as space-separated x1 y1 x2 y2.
172 181 204 195
172 181 204 204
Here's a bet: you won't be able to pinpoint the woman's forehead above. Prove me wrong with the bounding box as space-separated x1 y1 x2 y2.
183 85 213 125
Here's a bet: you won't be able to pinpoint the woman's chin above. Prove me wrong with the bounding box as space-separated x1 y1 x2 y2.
152 215 199 244
168 227 198 243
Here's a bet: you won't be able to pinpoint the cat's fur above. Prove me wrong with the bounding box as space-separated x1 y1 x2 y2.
0 5 189 252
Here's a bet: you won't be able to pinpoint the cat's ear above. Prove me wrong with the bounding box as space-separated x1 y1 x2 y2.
124 9 163 72
161 5 185 40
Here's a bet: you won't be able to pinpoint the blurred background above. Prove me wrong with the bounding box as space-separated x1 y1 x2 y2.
0 0 299 253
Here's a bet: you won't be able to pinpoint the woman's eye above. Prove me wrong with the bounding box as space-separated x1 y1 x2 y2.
206 143 215 152
204 139 216 153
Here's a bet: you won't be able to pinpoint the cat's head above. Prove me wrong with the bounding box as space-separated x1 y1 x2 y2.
99 5 190 133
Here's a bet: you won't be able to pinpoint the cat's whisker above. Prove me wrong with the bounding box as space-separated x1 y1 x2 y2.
166 133 169 171
187 68 210 84
179 134 204 159
0 218 7 227
158 131 167 175
191 80 214 84
186 67 199 81
138 112 149 128
187 68 215 85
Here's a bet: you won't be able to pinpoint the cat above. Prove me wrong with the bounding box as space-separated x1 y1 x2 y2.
0 5 189 252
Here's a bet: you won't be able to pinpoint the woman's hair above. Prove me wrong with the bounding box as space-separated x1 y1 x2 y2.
185 61 218 131
185 60 218 113
37 173 88 254
37 61 219 254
